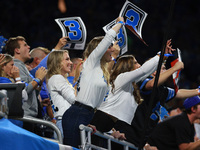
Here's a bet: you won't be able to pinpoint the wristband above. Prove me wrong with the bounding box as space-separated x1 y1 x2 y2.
15 77 21 81
157 51 174 57
112 57 117 64
197 86 200 96
117 21 125 26
33 78 41 85
52 117 56 120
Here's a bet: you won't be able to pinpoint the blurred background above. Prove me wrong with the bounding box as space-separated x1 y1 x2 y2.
0 0 199 91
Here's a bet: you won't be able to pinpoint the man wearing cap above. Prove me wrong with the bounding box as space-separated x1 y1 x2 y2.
147 96 200 150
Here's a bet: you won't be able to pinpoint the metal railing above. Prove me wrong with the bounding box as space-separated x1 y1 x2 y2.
79 124 139 150
14 116 63 144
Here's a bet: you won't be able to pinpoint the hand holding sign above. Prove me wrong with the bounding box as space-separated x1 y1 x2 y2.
103 20 128 55
55 17 87 50
119 0 148 46
171 48 183 93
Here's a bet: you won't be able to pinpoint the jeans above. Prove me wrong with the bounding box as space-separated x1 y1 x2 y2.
62 104 94 148
54 120 63 139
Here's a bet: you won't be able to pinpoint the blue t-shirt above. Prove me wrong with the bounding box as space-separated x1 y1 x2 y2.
0 77 12 83
67 76 75 86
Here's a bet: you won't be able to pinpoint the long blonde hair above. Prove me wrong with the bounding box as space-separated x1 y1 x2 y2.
83 36 110 84
0 54 13 78
46 50 69 80
110 55 142 104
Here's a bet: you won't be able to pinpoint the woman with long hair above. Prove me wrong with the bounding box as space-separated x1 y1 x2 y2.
62 17 124 147
91 40 174 133
0 54 27 127
0 54 20 83
46 50 75 138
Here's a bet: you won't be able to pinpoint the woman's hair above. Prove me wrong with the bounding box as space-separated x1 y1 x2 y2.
73 61 83 84
83 36 104 60
82 36 110 84
46 50 69 80
110 55 142 104
0 54 13 77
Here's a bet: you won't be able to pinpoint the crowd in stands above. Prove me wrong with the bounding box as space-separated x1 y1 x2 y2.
1 1 200 150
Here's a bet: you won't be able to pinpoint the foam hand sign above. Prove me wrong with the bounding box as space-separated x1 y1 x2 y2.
119 0 148 45
55 17 87 50
103 20 128 55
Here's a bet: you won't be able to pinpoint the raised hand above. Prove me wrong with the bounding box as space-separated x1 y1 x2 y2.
165 39 175 54
35 66 47 81
116 17 124 24
54 36 68 50
173 61 184 71
11 66 20 79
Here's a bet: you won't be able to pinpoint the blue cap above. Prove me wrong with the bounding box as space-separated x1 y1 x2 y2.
183 96 200 109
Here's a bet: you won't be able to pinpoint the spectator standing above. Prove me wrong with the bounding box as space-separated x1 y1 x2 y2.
62 17 124 148
4 36 47 132
46 50 75 138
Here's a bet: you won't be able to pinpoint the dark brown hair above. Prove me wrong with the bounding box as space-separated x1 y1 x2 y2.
5 36 25 56
110 55 142 104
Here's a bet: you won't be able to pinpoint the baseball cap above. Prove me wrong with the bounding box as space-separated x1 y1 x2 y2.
183 96 200 109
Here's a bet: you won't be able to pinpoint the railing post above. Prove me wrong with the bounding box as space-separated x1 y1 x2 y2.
15 116 63 144
107 138 111 150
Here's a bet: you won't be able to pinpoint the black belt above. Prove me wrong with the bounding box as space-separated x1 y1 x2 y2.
55 116 62 120
74 101 94 112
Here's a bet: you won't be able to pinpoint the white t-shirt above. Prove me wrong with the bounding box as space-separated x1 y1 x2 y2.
76 29 117 108
47 74 75 117
98 55 159 124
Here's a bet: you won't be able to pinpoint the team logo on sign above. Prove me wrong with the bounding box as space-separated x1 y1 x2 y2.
119 0 148 45
103 20 128 55
55 17 87 50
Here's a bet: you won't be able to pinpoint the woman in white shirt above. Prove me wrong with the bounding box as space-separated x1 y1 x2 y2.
91 40 174 132
46 50 75 138
62 17 124 147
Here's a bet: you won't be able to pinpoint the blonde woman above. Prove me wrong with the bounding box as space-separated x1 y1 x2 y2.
0 54 27 127
62 17 124 147
46 50 75 138
0 54 22 83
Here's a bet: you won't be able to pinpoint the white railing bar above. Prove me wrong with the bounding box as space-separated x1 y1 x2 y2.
79 124 138 150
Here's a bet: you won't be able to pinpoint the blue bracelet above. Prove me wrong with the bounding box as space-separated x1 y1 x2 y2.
33 78 41 85
164 53 174 57
157 51 174 57
112 57 117 64
198 86 200 95
117 21 125 26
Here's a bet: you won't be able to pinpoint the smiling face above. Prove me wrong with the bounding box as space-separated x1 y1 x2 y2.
61 52 73 76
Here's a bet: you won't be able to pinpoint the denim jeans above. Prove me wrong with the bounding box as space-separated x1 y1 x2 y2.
62 104 94 148
54 120 63 139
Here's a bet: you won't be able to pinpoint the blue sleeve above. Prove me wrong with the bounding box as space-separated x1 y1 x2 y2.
0 77 12 83
139 78 152 95
165 87 175 102
30 52 50 77
40 81 49 100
